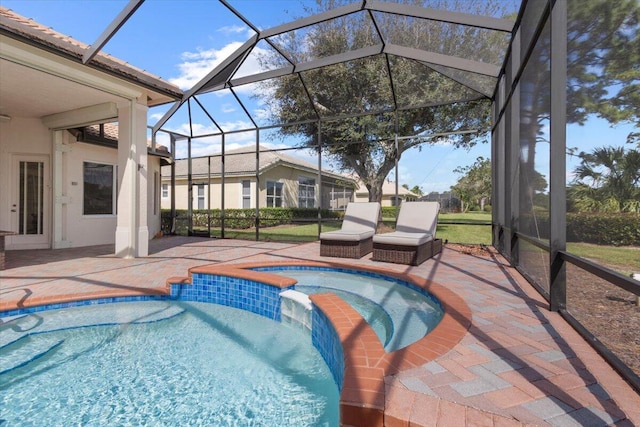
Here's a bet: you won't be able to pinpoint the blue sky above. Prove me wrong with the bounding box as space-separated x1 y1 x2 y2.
3 0 635 194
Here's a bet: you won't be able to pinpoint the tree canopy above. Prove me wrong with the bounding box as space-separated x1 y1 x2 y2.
568 146 640 213
257 0 511 202
450 157 492 212
520 0 639 185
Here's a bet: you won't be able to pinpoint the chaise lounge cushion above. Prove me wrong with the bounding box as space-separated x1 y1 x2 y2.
372 201 439 247
319 202 380 242
372 231 432 246
319 229 375 242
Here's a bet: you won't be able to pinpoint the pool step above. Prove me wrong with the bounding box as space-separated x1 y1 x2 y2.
0 335 64 376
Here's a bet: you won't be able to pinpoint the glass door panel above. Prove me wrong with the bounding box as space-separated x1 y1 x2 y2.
18 161 44 235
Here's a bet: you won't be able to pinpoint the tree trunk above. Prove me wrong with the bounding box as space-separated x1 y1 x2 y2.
367 183 384 203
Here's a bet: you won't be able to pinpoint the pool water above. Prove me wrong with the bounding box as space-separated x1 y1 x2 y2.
297 285 394 347
0 301 339 426
266 268 444 352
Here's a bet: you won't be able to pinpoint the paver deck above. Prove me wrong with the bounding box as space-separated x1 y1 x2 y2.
1 236 638 426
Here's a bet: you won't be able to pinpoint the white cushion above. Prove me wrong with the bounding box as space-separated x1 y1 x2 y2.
373 231 433 246
340 202 380 233
395 201 439 237
320 229 375 242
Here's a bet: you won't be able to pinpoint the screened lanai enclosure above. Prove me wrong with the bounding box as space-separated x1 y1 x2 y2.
83 1 639 392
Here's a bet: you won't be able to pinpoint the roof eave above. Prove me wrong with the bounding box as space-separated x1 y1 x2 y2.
0 24 183 104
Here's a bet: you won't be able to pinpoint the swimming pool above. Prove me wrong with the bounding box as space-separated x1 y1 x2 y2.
0 301 339 426
0 262 454 426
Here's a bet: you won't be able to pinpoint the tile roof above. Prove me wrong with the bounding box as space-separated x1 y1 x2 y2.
162 145 356 183
355 180 419 197
78 123 170 156
0 7 183 102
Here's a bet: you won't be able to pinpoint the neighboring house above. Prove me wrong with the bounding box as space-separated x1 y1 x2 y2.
0 8 182 256
161 146 357 211
354 179 419 206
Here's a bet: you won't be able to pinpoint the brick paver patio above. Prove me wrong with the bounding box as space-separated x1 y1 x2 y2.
1 236 638 426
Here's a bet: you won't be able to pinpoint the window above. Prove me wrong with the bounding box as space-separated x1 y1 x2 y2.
266 181 283 207
298 177 315 208
196 184 205 209
162 183 168 198
391 196 402 207
242 180 251 208
83 161 116 215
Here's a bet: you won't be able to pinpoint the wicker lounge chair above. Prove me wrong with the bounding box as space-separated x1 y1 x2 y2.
372 201 442 266
320 202 381 258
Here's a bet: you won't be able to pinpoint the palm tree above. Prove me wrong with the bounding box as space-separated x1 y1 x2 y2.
569 146 640 212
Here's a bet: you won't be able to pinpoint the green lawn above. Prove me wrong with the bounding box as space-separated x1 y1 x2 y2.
193 215 638 273
567 243 640 275
437 212 492 224
196 213 492 245
436 223 492 245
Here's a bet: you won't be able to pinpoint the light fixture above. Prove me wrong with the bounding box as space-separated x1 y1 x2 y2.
0 114 11 122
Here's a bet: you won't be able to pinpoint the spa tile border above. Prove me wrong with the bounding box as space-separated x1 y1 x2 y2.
0 286 169 314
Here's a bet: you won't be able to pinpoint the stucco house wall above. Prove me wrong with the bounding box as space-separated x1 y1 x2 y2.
162 150 355 211
0 119 163 249
0 7 181 255
354 181 419 206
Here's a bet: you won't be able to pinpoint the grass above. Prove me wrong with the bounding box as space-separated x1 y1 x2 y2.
436 223 492 245
437 211 492 224
567 242 640 275
195 213 493 245
192 214 638 273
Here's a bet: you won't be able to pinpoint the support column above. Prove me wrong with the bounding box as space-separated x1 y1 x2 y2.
52 130 72 248
115 100 149 258
549 0 567 311
317 123 322 237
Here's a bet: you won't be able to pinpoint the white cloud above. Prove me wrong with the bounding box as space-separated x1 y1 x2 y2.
217 25 248 36
170 41 270 93
221 104 235 113
149 111 167 121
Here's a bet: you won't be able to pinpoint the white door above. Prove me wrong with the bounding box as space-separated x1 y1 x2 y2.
7 155 50 249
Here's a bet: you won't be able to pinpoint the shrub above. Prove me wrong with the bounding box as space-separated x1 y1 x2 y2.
381 206 399 218
519 212 639 246
567 213 640 246
161 208 342 231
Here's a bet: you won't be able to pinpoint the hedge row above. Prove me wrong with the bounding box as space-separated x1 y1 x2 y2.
520 212 639 246
381 206 399 218
162 208 343 230
566 213 639 246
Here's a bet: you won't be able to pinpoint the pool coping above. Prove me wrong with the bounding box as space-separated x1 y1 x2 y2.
1 260 471 427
